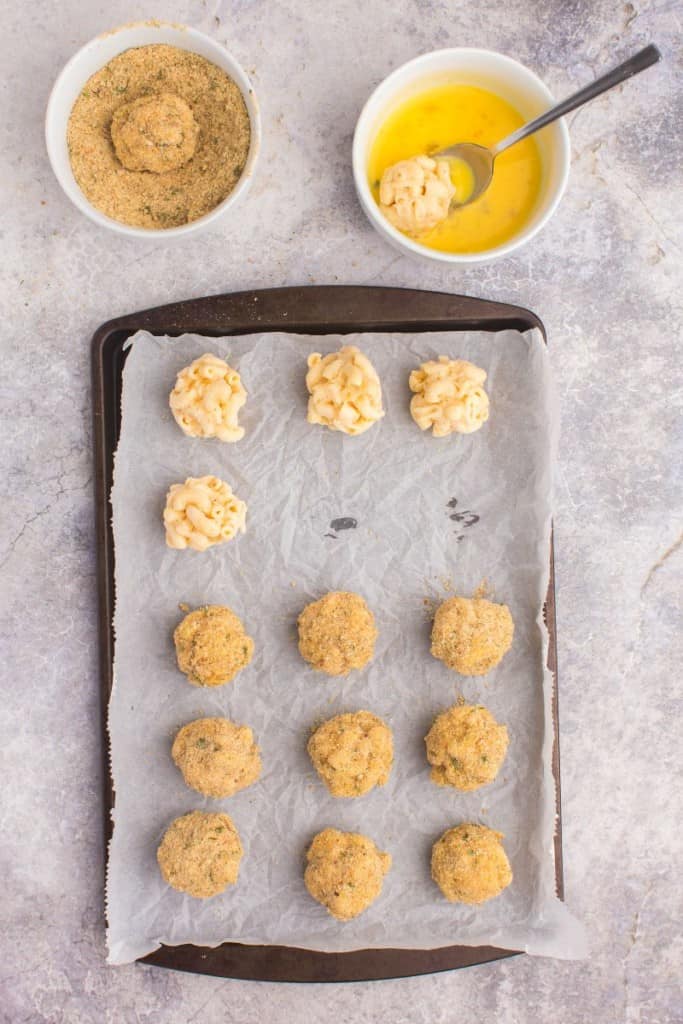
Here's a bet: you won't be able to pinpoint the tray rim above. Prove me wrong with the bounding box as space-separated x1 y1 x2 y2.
92 284 562 982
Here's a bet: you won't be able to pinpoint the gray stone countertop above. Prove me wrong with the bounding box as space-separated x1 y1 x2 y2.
1 1 680 1021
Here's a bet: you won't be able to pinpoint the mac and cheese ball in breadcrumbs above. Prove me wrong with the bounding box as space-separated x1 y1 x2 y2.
298 591 377 676
163 475 246 551
174 605 254 687
425 704 508 792
409 357 489 437
431 823 512 904
172 717 261 798
304 828 391 920
170 353 247 442
306 345 384 435
157 811 243 899
308 711 393 797
431 596 514 676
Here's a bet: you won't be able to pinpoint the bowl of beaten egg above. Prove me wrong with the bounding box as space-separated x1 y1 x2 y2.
352 48 570 263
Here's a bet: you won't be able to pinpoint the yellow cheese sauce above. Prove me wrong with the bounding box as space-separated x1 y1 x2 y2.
368 84 542 253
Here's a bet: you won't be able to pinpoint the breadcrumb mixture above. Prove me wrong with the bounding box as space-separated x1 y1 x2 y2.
67 44 250 228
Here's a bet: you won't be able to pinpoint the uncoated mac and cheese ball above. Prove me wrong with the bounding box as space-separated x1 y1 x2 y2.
409 357 489 436
170 353 247 442
163 475 246 551
306 345 384 436
379 155 455 235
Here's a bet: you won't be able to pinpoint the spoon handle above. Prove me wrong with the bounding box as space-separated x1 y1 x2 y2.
491 44 661 157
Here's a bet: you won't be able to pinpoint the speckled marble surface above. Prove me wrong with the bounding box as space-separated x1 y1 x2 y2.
1 1 681 1021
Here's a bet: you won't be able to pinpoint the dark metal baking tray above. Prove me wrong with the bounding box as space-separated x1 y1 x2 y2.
92 285 562 981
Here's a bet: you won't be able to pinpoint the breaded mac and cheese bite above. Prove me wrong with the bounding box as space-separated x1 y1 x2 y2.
308 711 393 797
409 357 489 437
157 811 243 899
431 596 514 676
425 704 508 791
170 353 247 442
298 591 377 676
431 823 512 904
306 345 384 436
174 605 254 687
304 828 391 920
163 475 246 551
172 717 261 798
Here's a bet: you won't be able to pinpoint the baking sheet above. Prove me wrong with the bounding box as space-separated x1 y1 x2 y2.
106 328 587 964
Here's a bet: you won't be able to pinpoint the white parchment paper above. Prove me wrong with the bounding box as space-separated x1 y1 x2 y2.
106 328 587 964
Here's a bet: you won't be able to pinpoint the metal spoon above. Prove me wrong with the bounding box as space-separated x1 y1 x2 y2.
438 44 661 208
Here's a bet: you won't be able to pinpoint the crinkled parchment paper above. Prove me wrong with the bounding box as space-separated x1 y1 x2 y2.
106 328 587 964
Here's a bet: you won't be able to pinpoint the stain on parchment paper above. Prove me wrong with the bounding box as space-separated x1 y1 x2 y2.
325 516 358 539
446 497 479 542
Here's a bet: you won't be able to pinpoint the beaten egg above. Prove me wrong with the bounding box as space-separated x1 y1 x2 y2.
368 83 542 254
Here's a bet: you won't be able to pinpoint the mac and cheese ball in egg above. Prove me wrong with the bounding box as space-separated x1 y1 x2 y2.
425 704 508 791
306 345 384 436
431 823 512 904
304 828 391 920
308 711 393 797
409 357 489 437
163 475 246 551
170 353 247 442
174 605 254 687
172 717 261 798
298 591 377 677
157 810 243 899
431 596 514 676
379 155 455 235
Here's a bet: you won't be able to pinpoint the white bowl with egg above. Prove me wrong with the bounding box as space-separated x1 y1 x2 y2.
352 48 571 264
45 21 260 239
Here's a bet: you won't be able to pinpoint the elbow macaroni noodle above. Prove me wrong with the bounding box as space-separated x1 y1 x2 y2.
409 357 489 437
306 346 384 436
163 475 247 551
169 353 246 442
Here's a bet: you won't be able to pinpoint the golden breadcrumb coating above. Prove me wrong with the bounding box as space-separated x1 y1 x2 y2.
298 591 377 676
425 704 508 791
157 810 243 898
308 711 393 797
431 596 514 675
431 823 512 904
174 605 253 687
172 717 261 798
304 828 391 920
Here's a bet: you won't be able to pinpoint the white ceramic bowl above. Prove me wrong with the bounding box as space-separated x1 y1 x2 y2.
352 48 570 264
45 21 260 239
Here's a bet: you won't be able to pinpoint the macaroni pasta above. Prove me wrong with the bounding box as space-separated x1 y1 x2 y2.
409 357 489 436
163 475 247 551
306 346 384 436
170 353 246 442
